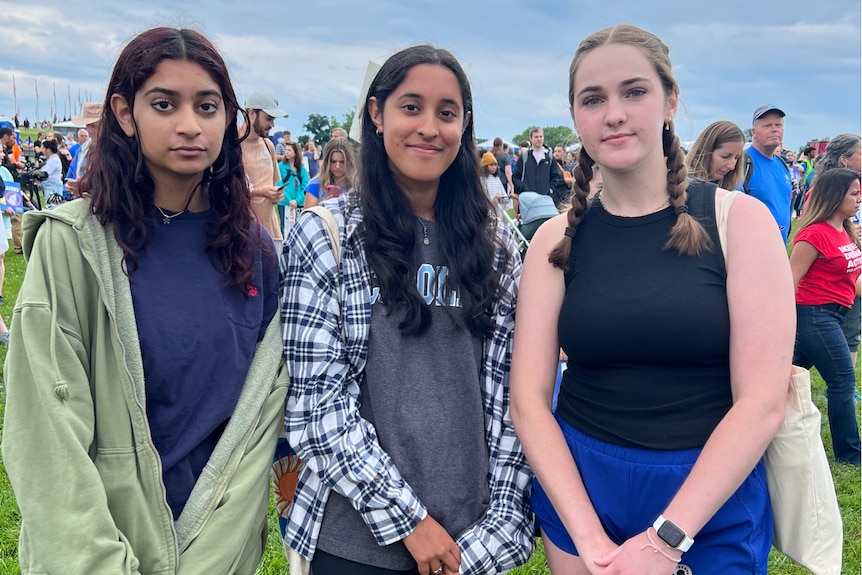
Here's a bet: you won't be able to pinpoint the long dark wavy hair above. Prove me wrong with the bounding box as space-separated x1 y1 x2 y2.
358 45 505 337
82 26 263 286
283 141 303 172
799 168 861 248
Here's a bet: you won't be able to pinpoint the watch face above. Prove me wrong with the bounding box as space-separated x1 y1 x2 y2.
657 520 685 548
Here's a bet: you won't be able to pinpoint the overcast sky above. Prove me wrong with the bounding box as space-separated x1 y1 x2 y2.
1 0 859 149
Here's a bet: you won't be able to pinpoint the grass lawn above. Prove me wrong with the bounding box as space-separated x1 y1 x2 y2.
0 222 859 574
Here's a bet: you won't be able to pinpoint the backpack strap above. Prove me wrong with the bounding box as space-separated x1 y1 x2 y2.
716 191 737 266
742 151 754 194
742 149 791 195
519 148 552 176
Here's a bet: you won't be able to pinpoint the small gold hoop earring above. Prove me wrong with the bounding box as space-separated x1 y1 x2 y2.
664 122 670 131
376 128 383 137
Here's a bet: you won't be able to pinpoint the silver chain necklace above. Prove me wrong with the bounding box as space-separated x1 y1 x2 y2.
154 189 197 225
416 216 431 245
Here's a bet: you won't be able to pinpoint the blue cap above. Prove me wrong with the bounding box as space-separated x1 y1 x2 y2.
752 105 785 124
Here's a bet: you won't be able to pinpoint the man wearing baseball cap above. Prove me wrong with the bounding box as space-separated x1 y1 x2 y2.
744 105 793 243
240 92 288 244
66 102 104 198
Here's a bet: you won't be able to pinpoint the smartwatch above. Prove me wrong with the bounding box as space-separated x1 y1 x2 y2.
652 515 694 552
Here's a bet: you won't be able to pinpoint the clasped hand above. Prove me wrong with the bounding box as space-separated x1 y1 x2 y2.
402 515 461 575
579 530 680 575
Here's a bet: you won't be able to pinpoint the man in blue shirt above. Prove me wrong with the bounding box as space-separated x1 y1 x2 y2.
746 105 793 243
68 129 89 160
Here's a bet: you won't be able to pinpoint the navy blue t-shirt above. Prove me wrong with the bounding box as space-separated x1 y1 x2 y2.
129 208 278 519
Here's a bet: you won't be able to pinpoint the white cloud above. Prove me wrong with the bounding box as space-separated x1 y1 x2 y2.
0 0 858 148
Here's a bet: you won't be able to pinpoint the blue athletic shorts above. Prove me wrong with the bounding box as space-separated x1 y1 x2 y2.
531 414 773 574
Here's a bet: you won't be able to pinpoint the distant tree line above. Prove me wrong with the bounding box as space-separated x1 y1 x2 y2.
511 125 578 149
296 115 580 152
297 108 355 148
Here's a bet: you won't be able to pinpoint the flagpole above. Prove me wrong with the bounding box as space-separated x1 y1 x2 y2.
34 79 39 122
12 76 18 117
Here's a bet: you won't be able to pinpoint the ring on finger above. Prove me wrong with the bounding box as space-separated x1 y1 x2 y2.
432 567 443 575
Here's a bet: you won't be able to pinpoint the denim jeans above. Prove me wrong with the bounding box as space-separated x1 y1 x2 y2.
794 304 862 465
277 205 286 236
841 296 862 348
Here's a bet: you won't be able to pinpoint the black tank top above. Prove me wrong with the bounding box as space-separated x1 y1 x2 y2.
557 181 732 450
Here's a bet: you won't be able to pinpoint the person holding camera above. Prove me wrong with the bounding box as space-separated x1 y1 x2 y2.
40 140 64 203
1 128 24 176
55 138 73 181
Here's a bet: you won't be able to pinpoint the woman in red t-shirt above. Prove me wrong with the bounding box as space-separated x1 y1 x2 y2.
790 167 862 465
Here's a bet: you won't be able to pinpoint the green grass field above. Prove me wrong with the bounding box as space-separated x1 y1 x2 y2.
0 222 859 574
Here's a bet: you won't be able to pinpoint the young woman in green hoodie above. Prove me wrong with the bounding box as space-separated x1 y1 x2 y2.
2 27 287 575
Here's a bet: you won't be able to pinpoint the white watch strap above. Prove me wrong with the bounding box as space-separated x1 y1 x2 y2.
653 515 694 552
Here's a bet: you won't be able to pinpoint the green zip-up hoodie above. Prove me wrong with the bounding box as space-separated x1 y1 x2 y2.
2 200 289 575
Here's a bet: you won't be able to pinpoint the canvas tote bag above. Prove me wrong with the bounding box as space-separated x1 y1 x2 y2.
716 190 843 575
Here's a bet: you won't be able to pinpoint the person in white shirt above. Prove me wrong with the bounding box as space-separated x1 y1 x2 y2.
40 139 64 202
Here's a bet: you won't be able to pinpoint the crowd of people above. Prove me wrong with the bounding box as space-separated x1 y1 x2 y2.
0 20 858 575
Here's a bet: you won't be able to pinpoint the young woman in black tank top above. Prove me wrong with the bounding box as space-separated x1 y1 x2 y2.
510 24 795 575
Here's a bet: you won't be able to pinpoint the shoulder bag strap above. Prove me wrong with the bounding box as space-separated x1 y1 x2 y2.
301 206 345 341
716 191 737 265
303 205 341 261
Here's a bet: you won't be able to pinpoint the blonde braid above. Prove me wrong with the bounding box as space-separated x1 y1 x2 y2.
663 121 713 256
549 149 593 269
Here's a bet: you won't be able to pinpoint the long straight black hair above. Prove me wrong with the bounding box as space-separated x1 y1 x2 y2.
358 45 506 337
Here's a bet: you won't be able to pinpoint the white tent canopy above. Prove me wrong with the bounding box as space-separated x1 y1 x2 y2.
52 120 86 139
477 138 515 150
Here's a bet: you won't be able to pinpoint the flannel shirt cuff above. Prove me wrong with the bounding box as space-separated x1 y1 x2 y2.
456 498 535 574
362 484 427 547
457 527 498 575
